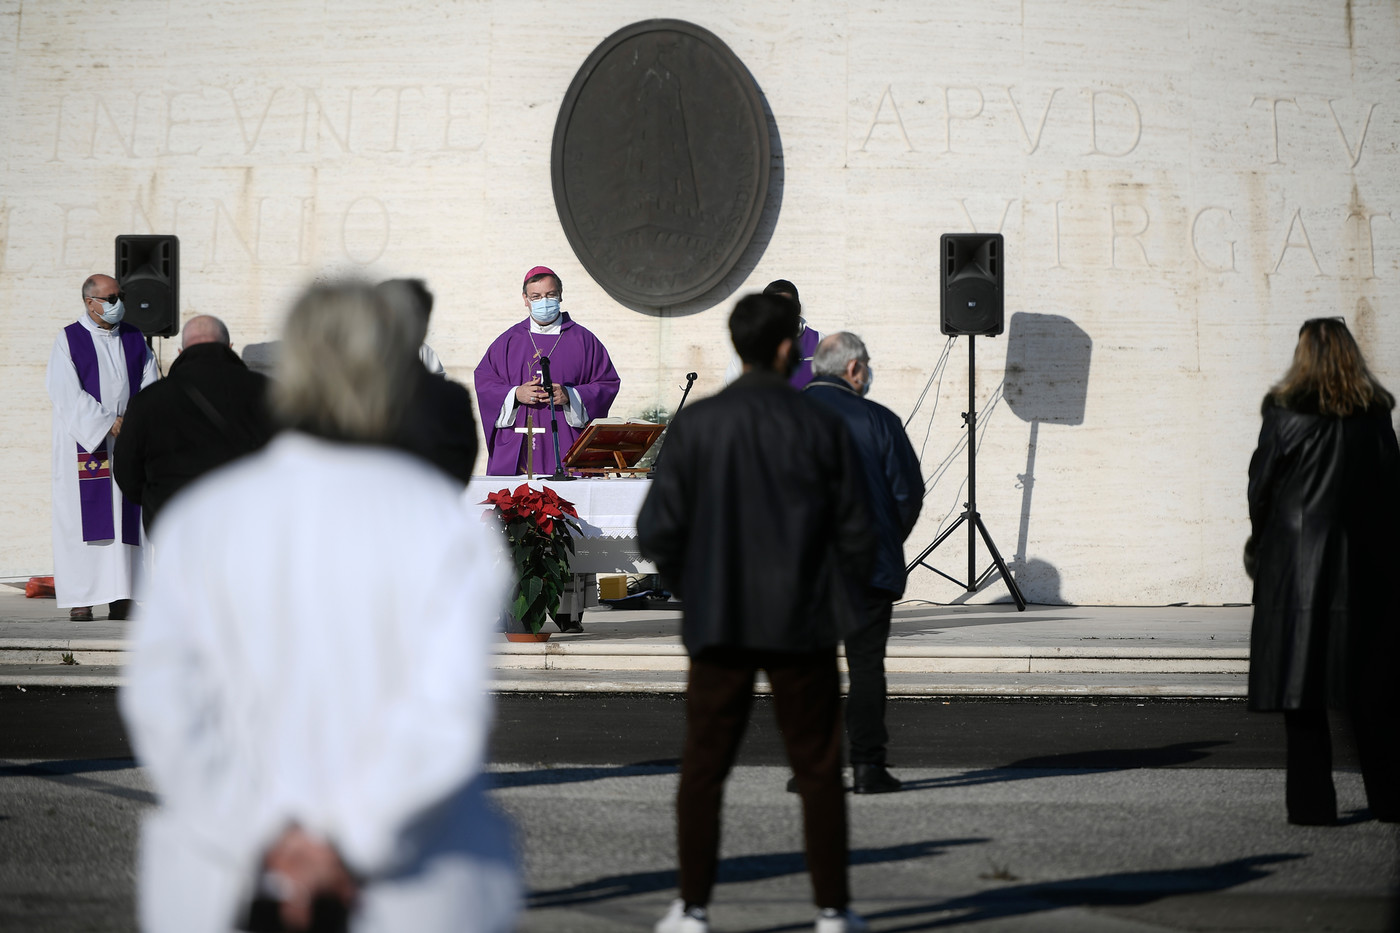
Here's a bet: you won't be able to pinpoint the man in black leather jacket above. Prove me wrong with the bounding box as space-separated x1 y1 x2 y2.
805 332 923 794
114 316 273 533
639 293 875 933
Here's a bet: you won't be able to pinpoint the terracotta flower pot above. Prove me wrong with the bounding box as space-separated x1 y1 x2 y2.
504 631 551 643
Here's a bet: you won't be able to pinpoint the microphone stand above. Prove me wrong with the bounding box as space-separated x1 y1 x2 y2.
648 372 697 476
538 355 574 481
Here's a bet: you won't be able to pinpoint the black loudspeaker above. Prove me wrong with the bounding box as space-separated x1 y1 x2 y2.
940 232 1004 337
115 235 179 338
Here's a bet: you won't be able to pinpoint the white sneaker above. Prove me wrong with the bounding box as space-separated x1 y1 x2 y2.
815 907 869 933
656 898 710 933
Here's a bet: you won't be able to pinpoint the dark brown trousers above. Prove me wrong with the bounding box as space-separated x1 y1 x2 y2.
677 645 849 910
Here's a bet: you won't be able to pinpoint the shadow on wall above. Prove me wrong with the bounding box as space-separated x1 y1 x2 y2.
1002 312 1092 605
615 85 784 318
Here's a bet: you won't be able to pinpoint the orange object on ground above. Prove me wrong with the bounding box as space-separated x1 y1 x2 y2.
25 576 56 599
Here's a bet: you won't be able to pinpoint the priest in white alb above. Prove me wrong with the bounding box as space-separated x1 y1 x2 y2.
46 273 159 621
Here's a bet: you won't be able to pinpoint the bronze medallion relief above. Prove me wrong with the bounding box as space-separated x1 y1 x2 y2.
552 20 771 307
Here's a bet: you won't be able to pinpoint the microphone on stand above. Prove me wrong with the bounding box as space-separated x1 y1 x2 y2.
649 372 698 476
538 355 574 481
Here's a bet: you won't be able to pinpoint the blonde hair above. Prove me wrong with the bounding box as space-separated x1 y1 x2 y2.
272 281 420 442
1270 317 1394 417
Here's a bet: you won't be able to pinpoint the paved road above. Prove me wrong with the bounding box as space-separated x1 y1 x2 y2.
0 690 1393 932
0 687 1359 769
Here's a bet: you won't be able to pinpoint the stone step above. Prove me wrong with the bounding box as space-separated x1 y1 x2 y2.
0 638 1248 676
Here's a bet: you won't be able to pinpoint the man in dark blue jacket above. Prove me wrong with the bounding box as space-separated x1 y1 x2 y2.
804 332 924 793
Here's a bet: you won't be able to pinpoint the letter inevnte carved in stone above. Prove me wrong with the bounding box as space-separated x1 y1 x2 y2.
1348 209 1393 280
958 198 1015 234
376 86 424 152
1191 207 1236 273
161 90 205 156
1006 86 1060 155
859 85 915 152
226 86 280 156
59 204 99 269
1111 203 1151 269
340 196 389 265
942 86 984 154
300 87 355 154
1326 99 1377 169
0 202 32 273
1270 208 1326 277
212 198 266 263
87 94 141 160
1250 96 1298 165
1087 90 1141 157
441 86 483 152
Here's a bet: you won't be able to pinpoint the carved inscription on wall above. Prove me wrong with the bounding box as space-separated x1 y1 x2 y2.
846 84 1394 281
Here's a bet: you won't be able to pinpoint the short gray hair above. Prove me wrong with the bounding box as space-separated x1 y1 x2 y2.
373 279 432 348
271 281 420 443
811 332 869 378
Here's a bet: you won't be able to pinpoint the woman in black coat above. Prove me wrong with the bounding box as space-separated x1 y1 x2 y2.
1246 317 1400 825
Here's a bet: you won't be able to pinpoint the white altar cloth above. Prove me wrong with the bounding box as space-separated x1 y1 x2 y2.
464 476 655 574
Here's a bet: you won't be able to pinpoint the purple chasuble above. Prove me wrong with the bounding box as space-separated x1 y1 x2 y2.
64 321 145 544
473 313 621 476
788 327 822 389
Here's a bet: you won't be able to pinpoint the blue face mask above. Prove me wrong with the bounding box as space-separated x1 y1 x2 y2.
97 298 125 325
529 297 561 325
861 365 874 396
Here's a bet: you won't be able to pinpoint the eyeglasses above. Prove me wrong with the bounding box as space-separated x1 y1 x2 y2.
87 291 125 304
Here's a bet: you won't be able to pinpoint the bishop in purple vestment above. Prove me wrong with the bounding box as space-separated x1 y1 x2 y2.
474 267 621 476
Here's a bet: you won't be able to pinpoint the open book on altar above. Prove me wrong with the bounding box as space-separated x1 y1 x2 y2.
562 419 666 476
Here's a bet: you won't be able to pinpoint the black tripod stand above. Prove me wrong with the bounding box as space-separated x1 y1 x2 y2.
906 335 1027 611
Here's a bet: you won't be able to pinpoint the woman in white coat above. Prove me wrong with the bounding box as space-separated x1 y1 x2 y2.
121 281 519 933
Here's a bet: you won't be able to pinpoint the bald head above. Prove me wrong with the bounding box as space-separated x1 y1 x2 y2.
182 315 231 350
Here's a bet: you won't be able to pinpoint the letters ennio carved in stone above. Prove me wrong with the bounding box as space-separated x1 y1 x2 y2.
552 20 771 307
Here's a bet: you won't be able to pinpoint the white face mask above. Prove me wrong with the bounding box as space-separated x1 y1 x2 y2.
96 298 125 325
529 297 561 325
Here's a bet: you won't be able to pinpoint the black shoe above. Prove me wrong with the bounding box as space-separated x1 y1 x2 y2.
69 606 93 621
108 599 133 621
1288 812 1338 826
555 616 584 634
786 776 799 793
852 763 902 795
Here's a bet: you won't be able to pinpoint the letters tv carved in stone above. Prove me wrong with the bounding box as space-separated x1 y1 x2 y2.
552 20 771 308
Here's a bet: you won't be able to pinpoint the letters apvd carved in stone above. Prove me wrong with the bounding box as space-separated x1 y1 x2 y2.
552 20 771 308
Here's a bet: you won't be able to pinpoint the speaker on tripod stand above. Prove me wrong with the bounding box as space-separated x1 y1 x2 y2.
908 233 1026 610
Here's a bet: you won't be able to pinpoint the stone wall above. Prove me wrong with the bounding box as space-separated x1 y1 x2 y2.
2 1 1396 604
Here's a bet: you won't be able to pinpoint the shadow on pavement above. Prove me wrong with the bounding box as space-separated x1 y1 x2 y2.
748 854 1305 932
528 839 988 909
0 757 154 805
492 761 679 789
899 740 1231 790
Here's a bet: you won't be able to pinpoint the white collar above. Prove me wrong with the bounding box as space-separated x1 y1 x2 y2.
79 314 121 338
529 316 564 336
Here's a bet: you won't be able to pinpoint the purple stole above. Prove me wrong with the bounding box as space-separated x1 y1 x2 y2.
789 327 822 389
63 321 145 544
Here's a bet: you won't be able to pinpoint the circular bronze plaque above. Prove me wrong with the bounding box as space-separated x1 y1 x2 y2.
552 20 771 307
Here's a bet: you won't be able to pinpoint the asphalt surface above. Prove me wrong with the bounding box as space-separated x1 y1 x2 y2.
0 687 1361 769
1 689 1392 933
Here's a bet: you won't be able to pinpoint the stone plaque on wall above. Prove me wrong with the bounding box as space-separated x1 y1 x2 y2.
552 20 771 307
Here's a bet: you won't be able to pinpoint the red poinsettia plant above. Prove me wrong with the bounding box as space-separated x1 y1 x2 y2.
481 484 582 635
